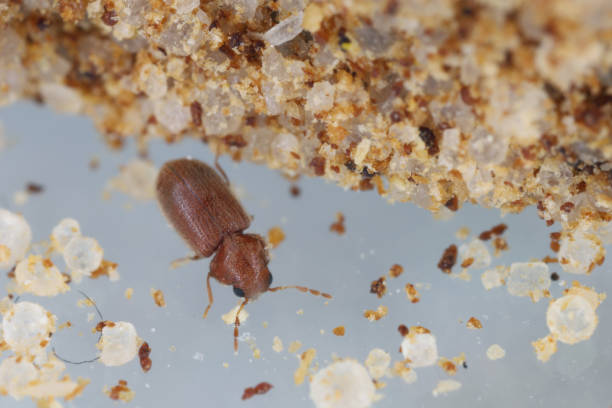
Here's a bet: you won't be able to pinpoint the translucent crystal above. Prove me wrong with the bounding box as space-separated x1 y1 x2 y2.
401 330 438 368
506 262 550 301
0 356 38 400
2 301 55 353
364 348 390 379
39 83 83 114
157 11 210 56
154 94 192 134
458 239 491 269
15 255 69 297
432 380 462 397
173 0 200 14
305 81 335 113
107 159 158 200
198 84 245 136
98 321 140 366
547 295 597 344
50 218 81 252
0 209 32 269
558 229 605 275
481 266 508 290
310 359 375 408
468 127 508 165
138 63 167 99
486 344 506 360
63 236 104 277
263 13 304 46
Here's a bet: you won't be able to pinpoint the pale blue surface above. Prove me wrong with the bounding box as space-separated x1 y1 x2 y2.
0 102 610 407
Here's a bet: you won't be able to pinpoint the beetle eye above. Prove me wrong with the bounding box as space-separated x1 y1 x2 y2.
233 286 245 298
267 274 273 286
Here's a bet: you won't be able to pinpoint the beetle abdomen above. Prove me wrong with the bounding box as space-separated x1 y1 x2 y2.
156 159 251 257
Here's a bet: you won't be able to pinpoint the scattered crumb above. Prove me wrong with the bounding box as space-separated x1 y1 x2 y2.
242 382 273 400
223 362 229 368
332 326 345 336
486 344 506 360
330 212 345 235
169 345 176 352
438 244 458 274
432 379 462 397
438 357 457 376
481 266 509 290
288 341 302 353
267 226 285 249
150 288 166 307
364 305 388 321
466 317 483 329
58 321 72 330
397 324 409 337
370 277 387 298
262 321 268 328
222 304 249 325
455 227 470 240
479 223 508 240
106 380 134 402
294 348 316 385
272 336 283 353
138 342 152 372
89 156 100 170
532 334 558 362
405 283 420 303
493 237 509 256
124 288 133 299
25 182 44 194
365 348 391 379
296 309 304 315
90 260 119 281
290 185 301 197
388 263 404 278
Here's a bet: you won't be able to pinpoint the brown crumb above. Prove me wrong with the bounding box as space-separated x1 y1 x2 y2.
138 342 152 373
89 156 100 170
90 259 118 279
461 257 474 268
290 185 301 197
438 244 457 274
397 324 409 337
370 277 387 298
388 263 404 278
438 358 457 376
466 317 483 329
493 237 508 255
405 283 420 303
330 212 345 235
7 266 16 279
332 326 345 336
542 255 558 263
478 230 493 241
190 101 202 126
479 223 508 240
108 380 134 402
560 202 575 213
550 241 560 252
267 226 285 249
242 382 273 400
150 289 166 307
95 320 115 332
309 156 326 176
25 182 44 194
101 6 118 26
364 305 388 321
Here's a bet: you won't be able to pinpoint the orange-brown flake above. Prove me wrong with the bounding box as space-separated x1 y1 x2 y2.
332 326 345 336
90 260 118 279
42 258 54 268
95 320 115 332
405 283 420 303
108 380 133 402
242 382 273 400
438 244 457 274
560 202 575 213
493 237 508 256
397 324 409 337
466 317 483 329
151 288 166 307
388 263 404 278
26 182 44 193
330 212 346 235
139 342 152 373
461 257 474 268
438 358 457 376
267 226 285 249
364 305 388 321
479 224 508 240
370 277 387 298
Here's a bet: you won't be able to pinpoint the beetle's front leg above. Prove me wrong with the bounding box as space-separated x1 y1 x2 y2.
170 253 203 270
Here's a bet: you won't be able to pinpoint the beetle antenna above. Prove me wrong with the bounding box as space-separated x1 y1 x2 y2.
203 272 214 319
52 290 103 365
234 298 248 352
268 285 332 299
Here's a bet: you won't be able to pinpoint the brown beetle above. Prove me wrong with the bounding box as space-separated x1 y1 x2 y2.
156 158 330 351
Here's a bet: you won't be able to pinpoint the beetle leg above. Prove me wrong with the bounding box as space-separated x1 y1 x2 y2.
170 253 203 270
234 298 249 352
202 272 214 319
214 155 230 186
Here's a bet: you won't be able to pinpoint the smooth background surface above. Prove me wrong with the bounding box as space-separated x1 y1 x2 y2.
0 102 610 407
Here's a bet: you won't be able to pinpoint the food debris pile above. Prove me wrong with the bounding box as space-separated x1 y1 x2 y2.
0 0 609 239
